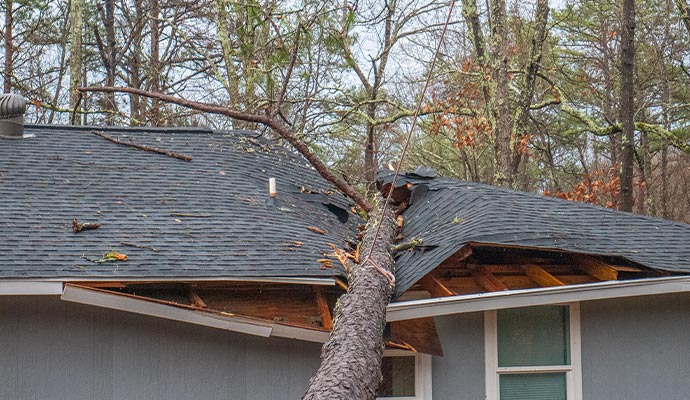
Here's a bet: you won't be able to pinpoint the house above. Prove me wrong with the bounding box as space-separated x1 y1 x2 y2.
1 118 689 399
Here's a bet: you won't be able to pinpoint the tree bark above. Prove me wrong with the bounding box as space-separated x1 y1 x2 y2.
676 0 690 33
619 0 636 212
303 198 397 400
4 0 13 93
489 0 512 187
69 0 84 124
511 0 550 183
149 0 161 125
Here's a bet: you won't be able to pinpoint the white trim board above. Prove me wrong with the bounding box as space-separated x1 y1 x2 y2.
36 276 336 286
61 285 330 342
0 281 63 295
387 276 690 322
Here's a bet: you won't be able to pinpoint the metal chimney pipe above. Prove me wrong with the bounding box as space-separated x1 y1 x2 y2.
0 94 27 139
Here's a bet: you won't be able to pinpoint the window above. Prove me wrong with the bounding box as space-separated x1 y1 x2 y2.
485 304 582 400
377 350 432 400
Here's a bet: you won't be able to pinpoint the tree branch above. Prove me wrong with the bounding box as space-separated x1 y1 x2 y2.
78 86 373 212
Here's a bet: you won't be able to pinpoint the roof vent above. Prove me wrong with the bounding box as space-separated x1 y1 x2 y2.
0 94 26 139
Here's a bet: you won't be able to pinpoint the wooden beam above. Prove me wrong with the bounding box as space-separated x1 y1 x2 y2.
525 265 565 287
578 256 619 281
335 278 348 291
472 267 509 292
188 287 208 308
419 274 457 298
444 244 474 264
314 287 333 330
389 317 444 356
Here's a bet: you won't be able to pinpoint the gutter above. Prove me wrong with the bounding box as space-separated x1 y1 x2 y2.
386 276 690 322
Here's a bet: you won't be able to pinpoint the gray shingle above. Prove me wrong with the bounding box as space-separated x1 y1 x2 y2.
384 172 690 297
0 125 358 280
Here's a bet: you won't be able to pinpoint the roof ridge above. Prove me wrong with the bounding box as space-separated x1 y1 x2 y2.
428 176 690 229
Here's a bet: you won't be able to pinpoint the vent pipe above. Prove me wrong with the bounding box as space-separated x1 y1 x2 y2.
0 94 26 139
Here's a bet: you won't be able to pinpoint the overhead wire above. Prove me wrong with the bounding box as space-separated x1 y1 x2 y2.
363 0 458 280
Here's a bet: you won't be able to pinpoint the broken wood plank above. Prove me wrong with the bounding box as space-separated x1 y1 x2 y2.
188 287 208 308
335 278 348 291
314 287 333 330
419 274 457 298
472 266 509 292
389 317 443 356
525 264 565 287
578 256 619 281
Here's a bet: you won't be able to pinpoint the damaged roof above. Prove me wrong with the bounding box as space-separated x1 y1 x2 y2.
0 125 358 281
380 169 690 296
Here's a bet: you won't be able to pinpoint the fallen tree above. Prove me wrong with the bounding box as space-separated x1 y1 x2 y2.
78 85 399 399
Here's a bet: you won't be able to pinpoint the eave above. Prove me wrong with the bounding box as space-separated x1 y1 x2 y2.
387 275 690 321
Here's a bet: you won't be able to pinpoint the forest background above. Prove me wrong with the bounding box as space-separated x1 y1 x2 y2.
3 0 690 222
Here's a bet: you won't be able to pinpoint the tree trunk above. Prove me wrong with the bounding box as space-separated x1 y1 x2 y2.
676 0 690 33
4 0 13 93
462 0 491 116
619 0 636 212
69 0 84 124
511 0 550 184
215 0 241 119
489 0 512 188
303 198 397 400
149 0 161 125
105 0 117 123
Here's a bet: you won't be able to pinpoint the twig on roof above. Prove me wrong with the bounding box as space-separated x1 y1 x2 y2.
72 218 102 233
170 213 212 218
91 130 193 161
119 241 160 252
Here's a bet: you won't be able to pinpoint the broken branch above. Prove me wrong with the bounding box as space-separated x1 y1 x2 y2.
72 218 102 233
91 130 193 161
77 86 373 212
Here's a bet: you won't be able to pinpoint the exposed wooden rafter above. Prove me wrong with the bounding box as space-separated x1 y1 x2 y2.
419 274 457 298
188 286 208 308
525 264 565 287
578 256 619 281
472 266 509 292
314 287 333 330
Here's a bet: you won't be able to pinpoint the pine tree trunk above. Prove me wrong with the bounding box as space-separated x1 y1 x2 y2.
104 0 117 123
489 0 512 188
69 0 83 124
4 0 13 93
303 198 397 400
619 0 636 212
149 0 161 125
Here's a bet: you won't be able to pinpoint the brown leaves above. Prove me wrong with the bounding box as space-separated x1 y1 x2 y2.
544 166 620 208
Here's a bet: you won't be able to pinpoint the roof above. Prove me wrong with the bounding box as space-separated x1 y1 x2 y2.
381 169 690 296
0 125 358 281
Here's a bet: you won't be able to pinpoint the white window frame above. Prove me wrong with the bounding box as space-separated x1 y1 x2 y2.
377 350 433 400
484 302 582 400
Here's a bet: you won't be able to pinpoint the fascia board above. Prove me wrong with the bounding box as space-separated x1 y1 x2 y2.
0 281 64 295
61 284 274 337
386 276 690 322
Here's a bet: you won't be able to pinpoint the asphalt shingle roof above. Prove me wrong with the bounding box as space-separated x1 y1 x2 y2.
0 125 358 280
383 170 690 296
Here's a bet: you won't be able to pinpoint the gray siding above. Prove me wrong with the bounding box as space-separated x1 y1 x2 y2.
581 293 690 400
432 312 485 400
0 296 321 400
